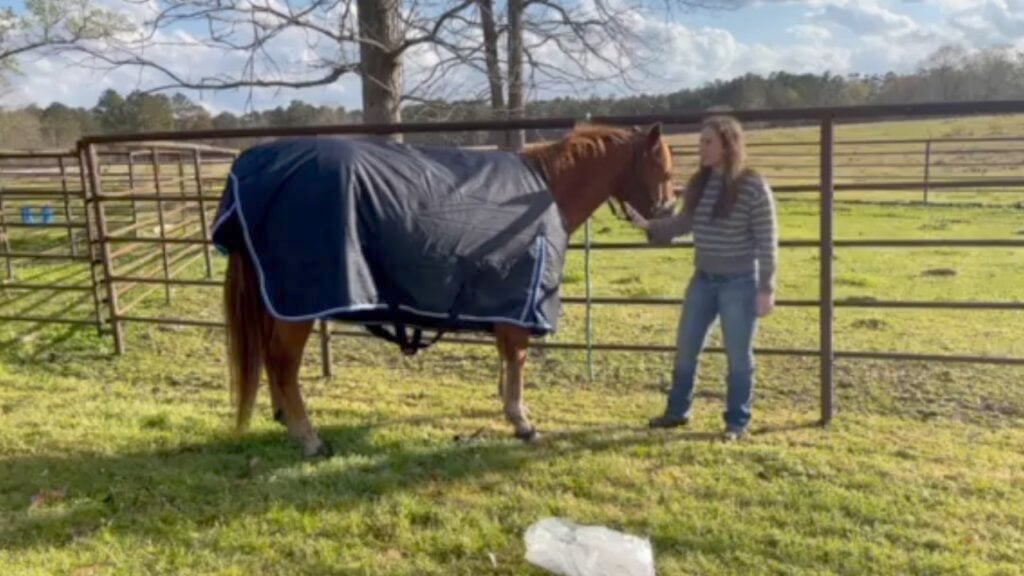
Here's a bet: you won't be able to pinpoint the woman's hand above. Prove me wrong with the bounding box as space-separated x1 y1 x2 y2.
756 291 775 317
623 202 649 230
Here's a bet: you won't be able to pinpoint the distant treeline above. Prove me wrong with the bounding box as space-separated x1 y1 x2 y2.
2 45 1022 150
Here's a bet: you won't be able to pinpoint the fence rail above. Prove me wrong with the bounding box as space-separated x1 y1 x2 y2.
0 151 103 331
4 100 1024 426
669 134 1024 203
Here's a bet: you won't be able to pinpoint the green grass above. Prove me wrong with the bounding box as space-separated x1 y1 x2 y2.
2 114 1024 575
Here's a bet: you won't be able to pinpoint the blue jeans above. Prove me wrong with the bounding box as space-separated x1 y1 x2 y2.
663 269 759 429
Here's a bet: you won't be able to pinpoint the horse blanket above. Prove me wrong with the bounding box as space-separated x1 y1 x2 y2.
211 135 568 352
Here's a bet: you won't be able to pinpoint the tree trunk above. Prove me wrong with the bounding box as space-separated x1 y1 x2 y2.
357 0 403 140
506 0 526 150
478 0 506 148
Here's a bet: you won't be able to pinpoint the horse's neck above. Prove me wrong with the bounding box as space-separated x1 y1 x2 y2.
541 144 632 233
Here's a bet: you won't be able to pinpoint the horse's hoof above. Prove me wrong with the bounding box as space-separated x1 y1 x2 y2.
273 409 286 426
514 427 539 443
303 440 334 460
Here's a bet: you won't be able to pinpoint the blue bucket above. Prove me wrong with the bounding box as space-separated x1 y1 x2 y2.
20 206 35 224
40 205 53 224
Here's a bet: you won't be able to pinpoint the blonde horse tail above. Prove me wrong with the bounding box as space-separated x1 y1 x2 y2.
224 252 269 432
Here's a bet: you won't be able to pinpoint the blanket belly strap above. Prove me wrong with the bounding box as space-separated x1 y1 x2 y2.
364 322 446 356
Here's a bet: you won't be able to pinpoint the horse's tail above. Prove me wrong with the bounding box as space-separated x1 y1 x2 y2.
224 251 269 432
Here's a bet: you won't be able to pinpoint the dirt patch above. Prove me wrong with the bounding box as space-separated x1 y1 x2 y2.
852 318 887 330
922 268 956 277
839 295 879 304
980 401 1024 418
611 275 641 285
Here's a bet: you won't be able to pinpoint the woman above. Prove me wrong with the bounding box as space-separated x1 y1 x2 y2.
624 115 778 441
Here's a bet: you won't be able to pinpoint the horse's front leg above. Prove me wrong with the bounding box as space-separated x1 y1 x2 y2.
495 324 538 442
495 337 506 400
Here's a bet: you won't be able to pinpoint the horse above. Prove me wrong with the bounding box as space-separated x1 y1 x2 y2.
215 122 675 458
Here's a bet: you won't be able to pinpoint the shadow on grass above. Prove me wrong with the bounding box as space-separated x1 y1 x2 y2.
0 322 111 372
0 415 822 557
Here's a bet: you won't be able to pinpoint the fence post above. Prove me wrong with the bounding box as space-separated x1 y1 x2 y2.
56 156 78 257
83 144 124 355
128 151 138 233
177 153 188 229
150 147 172 303
819 118 835 425
923 140 931 204
76 150 106 335
0 179 11 281
191 149 214 278
584 217 593 382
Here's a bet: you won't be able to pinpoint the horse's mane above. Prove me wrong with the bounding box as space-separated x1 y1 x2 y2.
520 123 636 182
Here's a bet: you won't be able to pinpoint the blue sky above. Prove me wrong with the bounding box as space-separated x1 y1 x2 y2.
4 0 1022 113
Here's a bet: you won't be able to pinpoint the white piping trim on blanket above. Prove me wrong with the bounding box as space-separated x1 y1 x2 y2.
211 170 556 333
210 200 237 234
519 235 546 323
398 304 447 319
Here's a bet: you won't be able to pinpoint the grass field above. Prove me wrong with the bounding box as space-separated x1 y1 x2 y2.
2 113 1024 575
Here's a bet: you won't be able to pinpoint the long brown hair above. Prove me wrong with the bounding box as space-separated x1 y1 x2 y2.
681 115 753 219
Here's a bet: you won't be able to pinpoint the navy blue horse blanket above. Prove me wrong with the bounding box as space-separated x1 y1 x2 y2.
211 136 568 351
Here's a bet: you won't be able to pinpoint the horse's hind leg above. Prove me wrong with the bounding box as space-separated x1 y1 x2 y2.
259 312 286 427
495 324 538 442
269 376 286 426
267 319 331 458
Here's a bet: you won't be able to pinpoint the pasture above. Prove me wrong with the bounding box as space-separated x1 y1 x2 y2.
1 113 1023 575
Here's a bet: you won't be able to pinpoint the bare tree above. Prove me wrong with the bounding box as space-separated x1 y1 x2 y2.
358 0 403 126
414 1 739 148
0 108 46 148
964 46 1022 100
0 0 129 86
65 0 733 140
479 0 505 122
920 44 969 101
73 0 479 128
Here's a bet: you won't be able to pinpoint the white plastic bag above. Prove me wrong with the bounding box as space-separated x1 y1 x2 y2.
523 517 656 576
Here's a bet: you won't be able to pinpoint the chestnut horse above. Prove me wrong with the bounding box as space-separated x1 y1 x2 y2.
223 123 675 458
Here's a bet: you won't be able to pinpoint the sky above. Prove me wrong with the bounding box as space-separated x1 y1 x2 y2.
3 0 1023 114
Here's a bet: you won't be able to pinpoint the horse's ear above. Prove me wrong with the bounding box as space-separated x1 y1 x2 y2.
645 123 664 163
646 122 663 149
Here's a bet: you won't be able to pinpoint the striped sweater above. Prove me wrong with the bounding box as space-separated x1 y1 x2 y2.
645 172 778 292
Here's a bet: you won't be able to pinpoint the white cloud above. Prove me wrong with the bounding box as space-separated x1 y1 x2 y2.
932 0 987 9
616 18 852 95
787 24 833 42
945 0 1024 46
813 0 918 35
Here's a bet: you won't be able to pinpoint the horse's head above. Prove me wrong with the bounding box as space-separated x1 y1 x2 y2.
523 122 677 231
609 123 676 220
